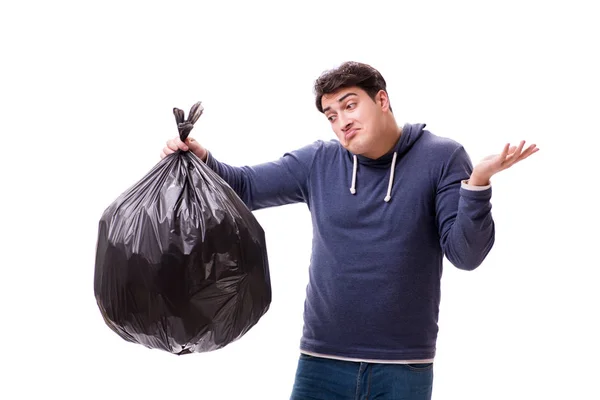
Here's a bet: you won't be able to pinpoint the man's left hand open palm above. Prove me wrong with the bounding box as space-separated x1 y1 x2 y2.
471 140 539 185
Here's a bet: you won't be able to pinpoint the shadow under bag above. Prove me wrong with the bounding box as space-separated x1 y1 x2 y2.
94 102 271 355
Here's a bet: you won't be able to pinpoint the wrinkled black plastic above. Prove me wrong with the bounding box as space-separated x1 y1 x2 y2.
94 102 271 355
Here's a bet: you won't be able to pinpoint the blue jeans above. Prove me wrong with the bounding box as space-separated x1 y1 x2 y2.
290 353 433 400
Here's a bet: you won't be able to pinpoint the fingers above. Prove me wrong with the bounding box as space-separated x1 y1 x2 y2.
516 144 539 162
505 140 525 161
515 140 526 155
185 137 197 150
160 136 191 159
504 141 539 166
160 147 176 159
503 140 523 160
167 137 189 152
499 143 510 161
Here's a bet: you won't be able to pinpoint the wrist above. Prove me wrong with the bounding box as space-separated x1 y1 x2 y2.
194 148 208 162
468 173 490 186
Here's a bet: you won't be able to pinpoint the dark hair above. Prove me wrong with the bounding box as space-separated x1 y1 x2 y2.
313 61 391 113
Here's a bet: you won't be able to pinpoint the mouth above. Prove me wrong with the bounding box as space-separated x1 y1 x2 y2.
344 129 358 140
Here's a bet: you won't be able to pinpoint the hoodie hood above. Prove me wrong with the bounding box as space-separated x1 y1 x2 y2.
349 123 426 202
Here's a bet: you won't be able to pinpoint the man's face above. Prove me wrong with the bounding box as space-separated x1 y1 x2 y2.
321 86 387 156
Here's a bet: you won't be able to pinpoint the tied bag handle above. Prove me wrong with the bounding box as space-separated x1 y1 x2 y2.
173 101 204 142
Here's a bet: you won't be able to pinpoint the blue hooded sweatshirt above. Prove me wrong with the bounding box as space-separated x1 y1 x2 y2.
204 123 495 361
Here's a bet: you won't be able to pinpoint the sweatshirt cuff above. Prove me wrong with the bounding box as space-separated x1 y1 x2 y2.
204 150 216 170
461 179 491 191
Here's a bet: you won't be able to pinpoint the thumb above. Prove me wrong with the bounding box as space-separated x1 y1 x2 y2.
185 137 207 159
185 137 200 150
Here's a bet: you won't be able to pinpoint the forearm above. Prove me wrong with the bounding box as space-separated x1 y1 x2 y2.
202 148 312 211
441 185 495 270
204 151 252 205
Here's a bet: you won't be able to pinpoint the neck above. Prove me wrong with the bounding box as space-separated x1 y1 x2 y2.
362 119 402 159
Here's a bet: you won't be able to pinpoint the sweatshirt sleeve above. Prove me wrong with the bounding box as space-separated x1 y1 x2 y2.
203 141 320 211
435 145 496 271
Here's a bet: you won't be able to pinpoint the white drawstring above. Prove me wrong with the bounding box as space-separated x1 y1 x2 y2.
350 154 357 194
384 152 397 202
349 152 397 202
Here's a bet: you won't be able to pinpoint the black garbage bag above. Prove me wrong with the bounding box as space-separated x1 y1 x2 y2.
94 102 271 355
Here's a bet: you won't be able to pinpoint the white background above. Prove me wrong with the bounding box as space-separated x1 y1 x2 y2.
1 1 599 399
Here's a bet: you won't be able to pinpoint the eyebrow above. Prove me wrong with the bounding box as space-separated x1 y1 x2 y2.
322 92 358 113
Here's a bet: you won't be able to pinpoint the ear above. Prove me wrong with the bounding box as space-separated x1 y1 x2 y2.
376 90 391 112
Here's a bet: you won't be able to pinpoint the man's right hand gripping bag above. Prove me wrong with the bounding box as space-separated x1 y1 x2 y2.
94 102 271 355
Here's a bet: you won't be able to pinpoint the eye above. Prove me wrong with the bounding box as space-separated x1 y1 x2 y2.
327 115 336 122
346 102 356 110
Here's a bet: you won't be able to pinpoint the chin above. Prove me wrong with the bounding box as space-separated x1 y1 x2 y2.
346 145 364 156
345 139 368 155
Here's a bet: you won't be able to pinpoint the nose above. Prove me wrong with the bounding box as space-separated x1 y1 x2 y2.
338 114 352 131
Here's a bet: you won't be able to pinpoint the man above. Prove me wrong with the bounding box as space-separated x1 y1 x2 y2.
161 61 538 399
